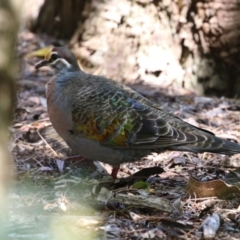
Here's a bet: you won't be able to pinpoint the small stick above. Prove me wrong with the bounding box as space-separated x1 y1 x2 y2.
37 130 58 157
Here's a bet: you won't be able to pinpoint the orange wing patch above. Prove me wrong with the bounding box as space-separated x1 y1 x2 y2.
74 114 129 147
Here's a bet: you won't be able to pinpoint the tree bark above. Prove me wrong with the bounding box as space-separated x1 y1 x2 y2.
34 0 240 97
188 0 240 96
32 0 87 39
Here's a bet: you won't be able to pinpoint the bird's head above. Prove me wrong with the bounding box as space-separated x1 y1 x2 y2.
35 47 80 73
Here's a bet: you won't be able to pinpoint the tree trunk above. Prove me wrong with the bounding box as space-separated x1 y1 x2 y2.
69 0 203 93
34 0 240 97
32 0 87 39
0 0 19 237
189 0 240 96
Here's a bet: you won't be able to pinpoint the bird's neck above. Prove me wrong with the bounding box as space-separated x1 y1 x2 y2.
54 66 79 75
52 59 80 75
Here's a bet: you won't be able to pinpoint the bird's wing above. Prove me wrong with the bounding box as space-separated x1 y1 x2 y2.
71 82 210 149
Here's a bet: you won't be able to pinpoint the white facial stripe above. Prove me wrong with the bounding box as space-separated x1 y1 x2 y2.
50 58 71 72
55 58 71 67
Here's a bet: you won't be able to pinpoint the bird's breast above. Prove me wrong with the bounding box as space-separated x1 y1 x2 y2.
46 80 73 140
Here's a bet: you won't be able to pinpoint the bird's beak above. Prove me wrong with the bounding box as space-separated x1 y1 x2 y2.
35 60 49 69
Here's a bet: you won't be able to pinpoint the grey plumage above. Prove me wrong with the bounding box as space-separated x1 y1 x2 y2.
35 47 240 177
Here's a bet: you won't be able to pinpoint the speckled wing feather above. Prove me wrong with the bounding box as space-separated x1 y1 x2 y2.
35 47 240 180
69 73 240 154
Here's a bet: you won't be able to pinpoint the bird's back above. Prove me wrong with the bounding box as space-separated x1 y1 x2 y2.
50 70 240 156
36 47 240 176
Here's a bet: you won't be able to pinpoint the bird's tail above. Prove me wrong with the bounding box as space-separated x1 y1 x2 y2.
171 134 240 155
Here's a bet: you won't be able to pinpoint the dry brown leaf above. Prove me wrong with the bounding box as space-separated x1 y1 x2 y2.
186 176 240 198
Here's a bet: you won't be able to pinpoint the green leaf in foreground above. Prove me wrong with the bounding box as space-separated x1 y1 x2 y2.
132 181 150 190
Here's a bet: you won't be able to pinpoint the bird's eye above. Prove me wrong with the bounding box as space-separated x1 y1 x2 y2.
50 53 59 61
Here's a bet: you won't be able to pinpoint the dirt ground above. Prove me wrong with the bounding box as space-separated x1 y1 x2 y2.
4 23 240 240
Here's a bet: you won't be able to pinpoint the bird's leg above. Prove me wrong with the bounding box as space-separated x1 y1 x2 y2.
111 167 120 179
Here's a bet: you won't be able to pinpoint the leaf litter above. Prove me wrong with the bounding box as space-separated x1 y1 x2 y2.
6 29 240 239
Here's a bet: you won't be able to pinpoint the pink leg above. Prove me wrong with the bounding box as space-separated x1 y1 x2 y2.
111 167 120 179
